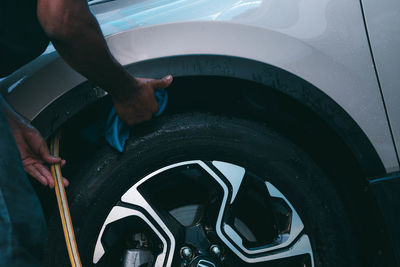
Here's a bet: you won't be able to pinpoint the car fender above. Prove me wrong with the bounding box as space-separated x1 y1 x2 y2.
0 0 397 172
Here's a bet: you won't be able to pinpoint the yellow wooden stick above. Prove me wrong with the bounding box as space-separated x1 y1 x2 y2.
50 133 82 267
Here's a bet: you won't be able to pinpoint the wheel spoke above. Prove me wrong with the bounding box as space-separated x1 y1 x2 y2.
120 187 178 266
205 163 312 265
151 206 186 246
222 233 313 266
92 205 170 265
201 188 226 229
265 182 304 247
212 161 245 204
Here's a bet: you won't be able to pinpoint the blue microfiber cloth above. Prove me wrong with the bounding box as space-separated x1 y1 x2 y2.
81 89 168 152
105 89 168 152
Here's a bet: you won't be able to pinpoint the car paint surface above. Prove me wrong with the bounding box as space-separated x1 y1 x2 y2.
0 0 398 172
361 0 400 166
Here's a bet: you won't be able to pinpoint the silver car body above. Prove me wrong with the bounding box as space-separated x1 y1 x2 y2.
1 0 399 172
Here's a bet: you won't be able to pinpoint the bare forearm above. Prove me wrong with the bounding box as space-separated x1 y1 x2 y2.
37 0 173 126
37 0 137 100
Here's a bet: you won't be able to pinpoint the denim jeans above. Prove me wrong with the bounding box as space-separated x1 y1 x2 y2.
0 97 46 266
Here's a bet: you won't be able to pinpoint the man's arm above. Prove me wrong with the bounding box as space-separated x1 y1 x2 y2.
37 0 173 125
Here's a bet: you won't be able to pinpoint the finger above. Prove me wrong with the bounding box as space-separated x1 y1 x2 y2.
25 165 48 186
63 178 70 187
61 159 67 167
35 163 55 188
153 75 173 90
39 142 63 165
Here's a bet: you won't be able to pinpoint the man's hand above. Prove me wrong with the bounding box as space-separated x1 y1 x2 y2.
4 106 68 188
113 75 173 125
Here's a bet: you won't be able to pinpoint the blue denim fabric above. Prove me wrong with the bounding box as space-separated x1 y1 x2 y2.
0 97 46 266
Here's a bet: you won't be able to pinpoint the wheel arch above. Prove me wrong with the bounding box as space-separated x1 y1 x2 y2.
33 54 393 264
32 55 385 177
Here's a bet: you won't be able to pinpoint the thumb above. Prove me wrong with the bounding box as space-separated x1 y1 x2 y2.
153 75 173 90
39 142 62 165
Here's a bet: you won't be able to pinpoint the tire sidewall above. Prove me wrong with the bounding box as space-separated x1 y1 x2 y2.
46 113 358 267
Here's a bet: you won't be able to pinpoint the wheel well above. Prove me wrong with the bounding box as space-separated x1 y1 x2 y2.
33 74 392 264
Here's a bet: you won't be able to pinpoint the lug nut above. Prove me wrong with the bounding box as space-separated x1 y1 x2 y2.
180 246 193 260
210 244 221 257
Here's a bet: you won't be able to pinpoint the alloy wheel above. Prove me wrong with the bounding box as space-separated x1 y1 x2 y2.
92 160 314 266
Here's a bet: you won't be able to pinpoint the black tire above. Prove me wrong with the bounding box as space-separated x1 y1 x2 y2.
45 113 360 267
